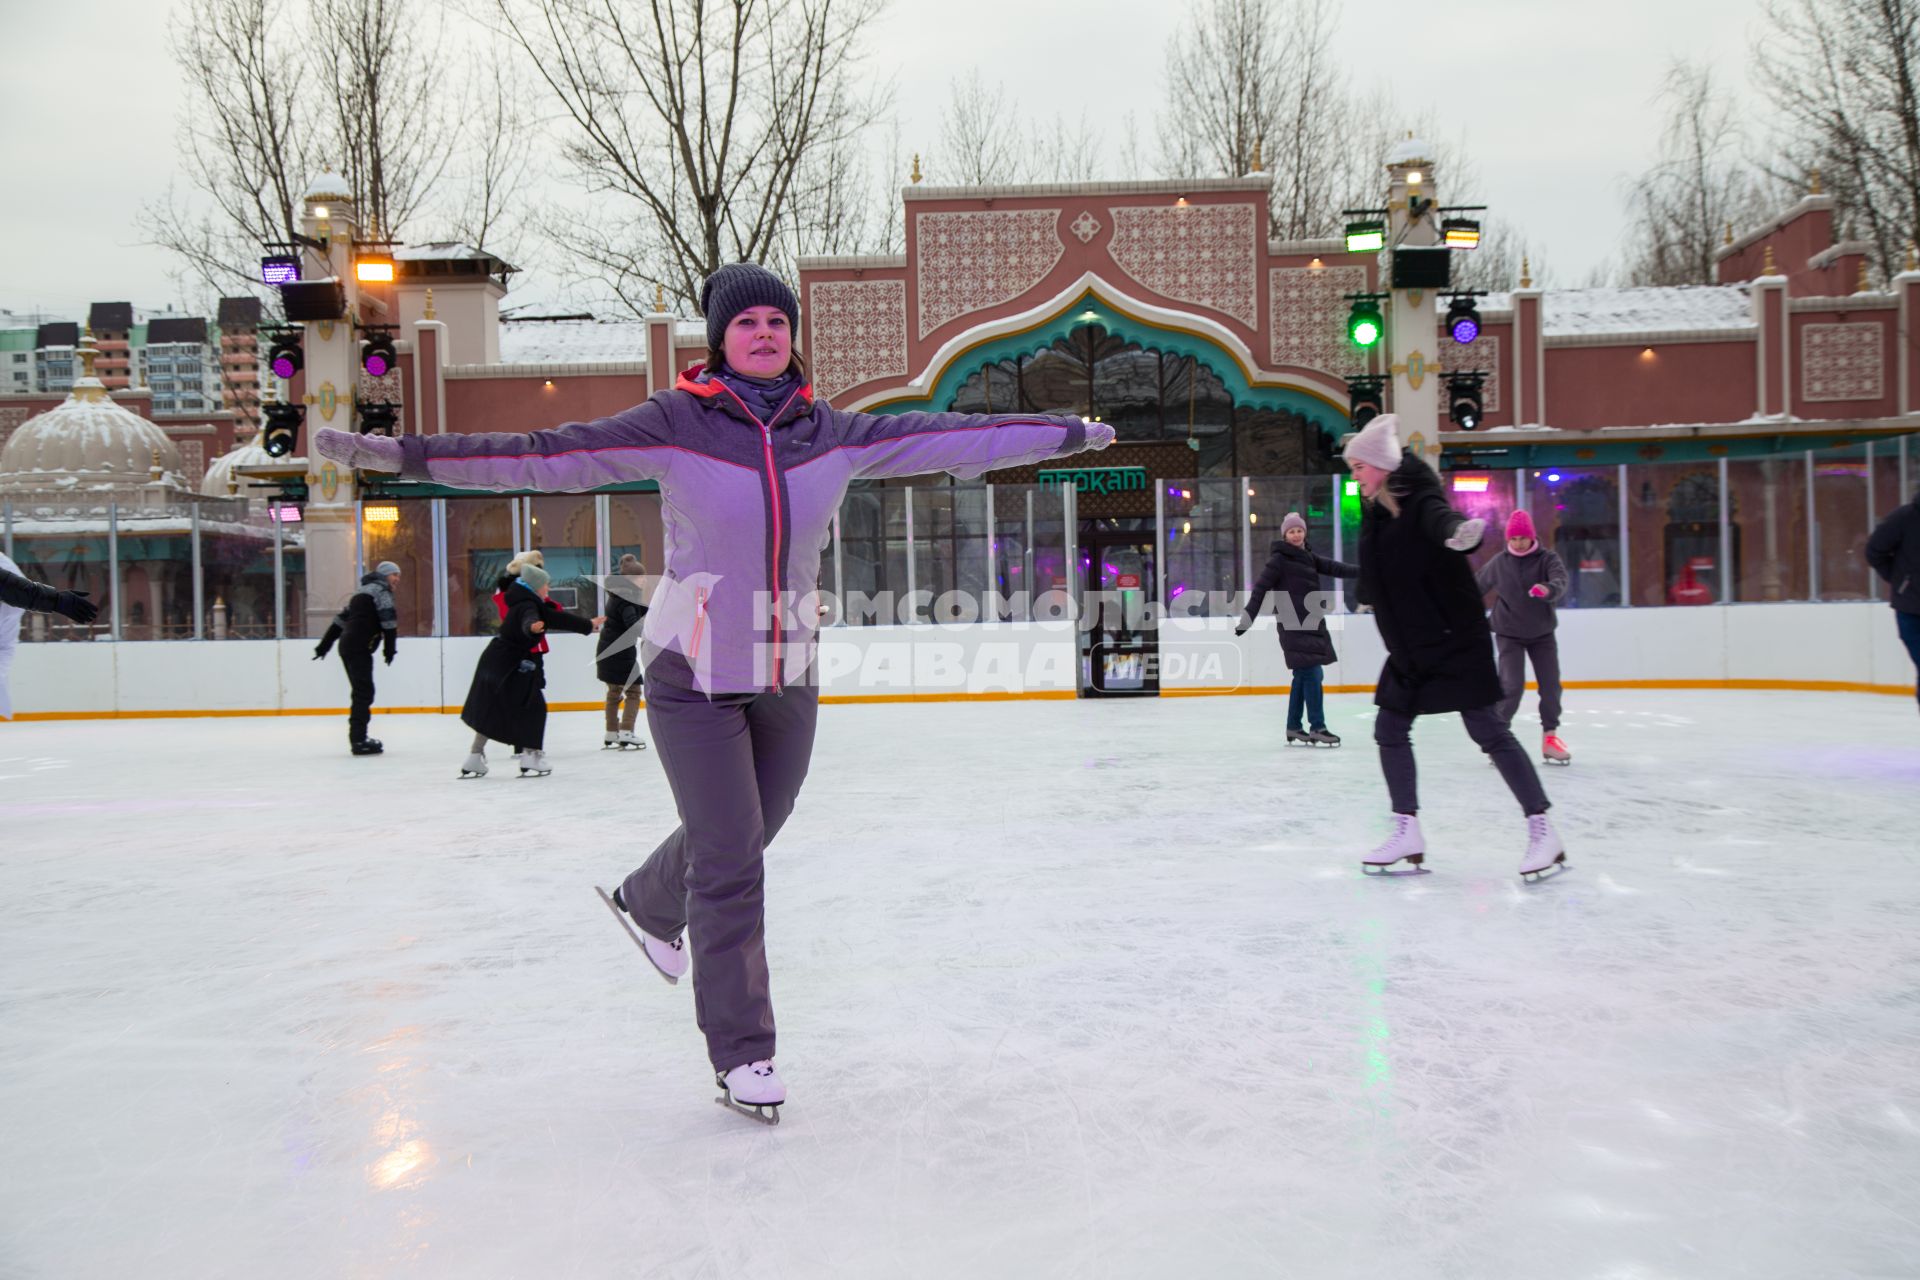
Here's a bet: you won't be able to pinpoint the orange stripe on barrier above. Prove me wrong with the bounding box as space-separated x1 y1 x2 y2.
5 680 1911 722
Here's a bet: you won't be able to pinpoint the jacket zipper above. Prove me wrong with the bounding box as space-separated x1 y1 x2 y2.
715 381 801 692
690 586 708 660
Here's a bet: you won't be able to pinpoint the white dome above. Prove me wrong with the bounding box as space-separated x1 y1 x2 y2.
303 170 353 202
0 382 185 495
1386 137 1434 167
201 433 277 499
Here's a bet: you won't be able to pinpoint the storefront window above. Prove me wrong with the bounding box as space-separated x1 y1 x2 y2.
358 497 434 636
1525 468 1621 608
1726 457 1808 603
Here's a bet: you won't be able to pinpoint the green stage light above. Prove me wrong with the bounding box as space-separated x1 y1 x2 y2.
1348 297 1384 348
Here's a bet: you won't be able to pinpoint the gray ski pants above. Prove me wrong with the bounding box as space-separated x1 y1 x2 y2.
620 678 818 1073
1495 632 1562 732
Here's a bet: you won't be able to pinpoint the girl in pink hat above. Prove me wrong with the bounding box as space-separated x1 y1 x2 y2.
1476 509 1572 764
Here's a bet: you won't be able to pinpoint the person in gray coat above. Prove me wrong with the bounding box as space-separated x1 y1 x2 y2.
1476 509 1572 764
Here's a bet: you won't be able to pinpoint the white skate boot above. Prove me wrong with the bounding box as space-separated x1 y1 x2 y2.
603 731 620 749
617 730 646 750
600 885 688 983
518 749 552 777
1519 812 1568 881
459 752 488 779
1542 733 1572 766
716 1059 785 1124
1362 813 1426 874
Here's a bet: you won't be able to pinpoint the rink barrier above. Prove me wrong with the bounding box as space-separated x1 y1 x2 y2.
3 603 1913 719
7 679 1911 721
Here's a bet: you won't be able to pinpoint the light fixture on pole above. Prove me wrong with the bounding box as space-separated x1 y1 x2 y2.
1444 371 1487 430
359 326 398 377
1346 374 1386 428
1445 294 1483 345
1345 294 1385 349
262 402 304 457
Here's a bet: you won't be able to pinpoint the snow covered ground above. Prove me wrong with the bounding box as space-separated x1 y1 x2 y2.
2 690 1917 1278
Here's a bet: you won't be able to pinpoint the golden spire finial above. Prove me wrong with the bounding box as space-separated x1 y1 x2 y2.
1250 137 1264 173
1858 257 1872 293
1725 221 1735 246
1908 242 1918 273
1809 167 1823 195
149 448 164 482
655 282 666 312
1763 243 1778 275
1520 255 1533 289
910 153 922 184
78 324 99 382
423 288 435 320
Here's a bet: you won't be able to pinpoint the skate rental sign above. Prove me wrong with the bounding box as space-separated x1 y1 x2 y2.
1035 465 1149 495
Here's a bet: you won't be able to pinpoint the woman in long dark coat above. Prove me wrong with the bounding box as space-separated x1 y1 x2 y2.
460 562 596 777
1342 415 1567 880
1237 511 1359 746
595 553 649 750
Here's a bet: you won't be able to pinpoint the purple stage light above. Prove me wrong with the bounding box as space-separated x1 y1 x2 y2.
271 352 298 378
1450 314 1480 344
260 254 300 285
364 351 391 377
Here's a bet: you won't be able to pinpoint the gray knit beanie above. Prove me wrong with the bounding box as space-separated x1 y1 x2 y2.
1280 512 1307 536
374 560 401 577
617 553 644 575
700 262 800 354
517 563 550 593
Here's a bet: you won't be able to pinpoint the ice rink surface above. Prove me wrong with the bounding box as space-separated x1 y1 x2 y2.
2 689 1918 1279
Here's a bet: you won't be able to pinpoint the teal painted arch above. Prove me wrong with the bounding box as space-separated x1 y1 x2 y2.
866 292 1348 439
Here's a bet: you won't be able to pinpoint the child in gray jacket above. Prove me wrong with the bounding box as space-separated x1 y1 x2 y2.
1476 510 1572 764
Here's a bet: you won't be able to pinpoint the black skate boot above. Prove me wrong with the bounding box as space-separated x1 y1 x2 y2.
1286 728 1313 747
1307 728 1342 747
351 738 384 756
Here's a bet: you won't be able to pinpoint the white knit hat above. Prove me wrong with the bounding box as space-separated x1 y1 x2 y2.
1341 414 1403 472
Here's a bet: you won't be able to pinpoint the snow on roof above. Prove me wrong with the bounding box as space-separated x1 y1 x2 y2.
1541 286 1753 336
498 319 650 365
396 242 495 262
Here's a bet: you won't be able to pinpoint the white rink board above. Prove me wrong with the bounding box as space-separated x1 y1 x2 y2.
0 601 1912 717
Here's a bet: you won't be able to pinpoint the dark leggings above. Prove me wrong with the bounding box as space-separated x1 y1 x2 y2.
1899 610 1920 708
1374 704 1551 816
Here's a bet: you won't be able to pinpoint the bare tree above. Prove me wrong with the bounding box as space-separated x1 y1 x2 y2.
139 0 313 304
1619 61 1764 286
1452 218 1550 293
492 0 890 316
1756 0 1920 283
1157 0 1355 240
311 0 460 241
935 71 1028 185
444 47 539 263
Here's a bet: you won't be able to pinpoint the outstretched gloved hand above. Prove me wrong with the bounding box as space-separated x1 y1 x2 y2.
313 428 404 474
53 589 97 623
1083 419 1116 450
1444 518 1486 553
1528 584 1550 598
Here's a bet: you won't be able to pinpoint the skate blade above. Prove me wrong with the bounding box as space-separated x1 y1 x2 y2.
458 770 487 779
715 1093 781 1126
519 768 552 777
594 886 680 985
1362 854 1429 877
1542 758 1572 767
1521 855 1571 883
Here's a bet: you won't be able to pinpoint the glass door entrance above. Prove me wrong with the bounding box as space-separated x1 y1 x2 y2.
1080 523 1159 697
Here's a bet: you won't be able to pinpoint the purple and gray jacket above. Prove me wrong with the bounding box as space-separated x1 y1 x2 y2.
381 366 1105 694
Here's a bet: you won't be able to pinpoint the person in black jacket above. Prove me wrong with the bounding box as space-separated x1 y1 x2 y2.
1342 415 1567 880
596 553 649 750
459 562 599 777
1236 512 1359 746
314 561 402 755
0 564 99 623
1866 482 1920 713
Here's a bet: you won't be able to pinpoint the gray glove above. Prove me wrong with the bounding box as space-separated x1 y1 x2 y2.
313 427 404 474
1444 518 1486 553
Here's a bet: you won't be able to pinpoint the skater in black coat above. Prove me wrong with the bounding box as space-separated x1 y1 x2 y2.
459 563 597 777
314 561 402 755
1866 483 1920 711
1341 415 1565 879
595 553 649 749
1236 512 1358 745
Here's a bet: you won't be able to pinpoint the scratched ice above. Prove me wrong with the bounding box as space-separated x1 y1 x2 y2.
1 690 1916 1278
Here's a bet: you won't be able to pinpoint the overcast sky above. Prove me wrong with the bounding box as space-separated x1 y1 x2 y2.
0 0 1769 321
